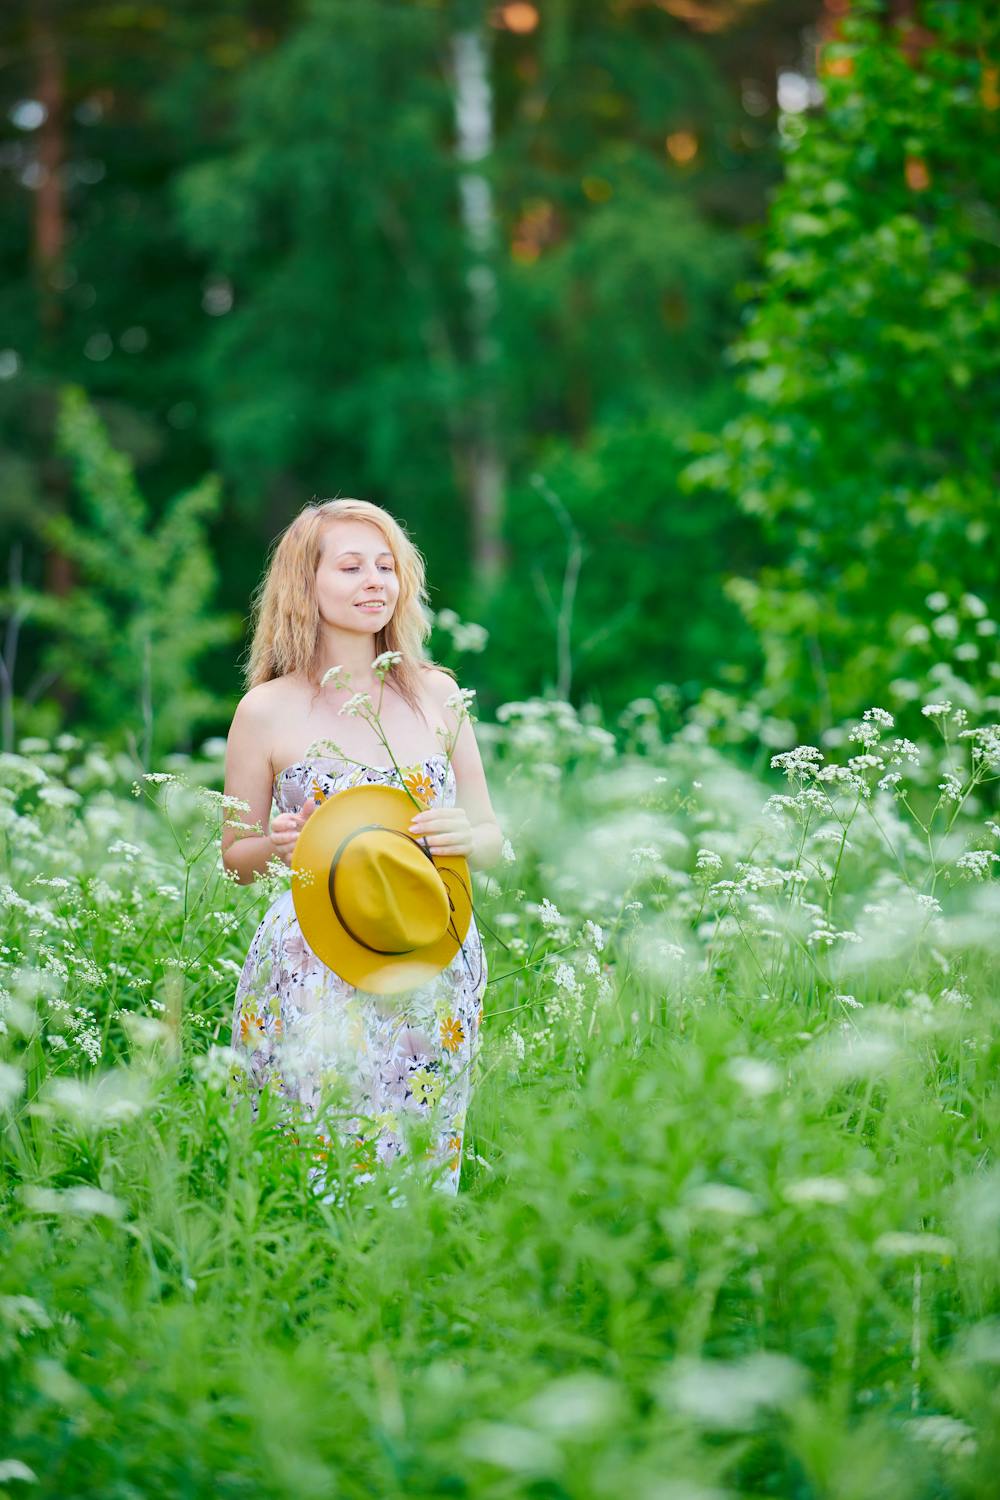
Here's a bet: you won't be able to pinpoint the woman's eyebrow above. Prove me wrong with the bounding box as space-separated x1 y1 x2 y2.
335 549 393 560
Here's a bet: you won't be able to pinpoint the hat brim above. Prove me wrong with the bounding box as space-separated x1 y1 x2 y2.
291 783 473 995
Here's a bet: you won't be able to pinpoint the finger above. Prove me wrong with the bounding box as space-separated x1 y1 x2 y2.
300 798 318 820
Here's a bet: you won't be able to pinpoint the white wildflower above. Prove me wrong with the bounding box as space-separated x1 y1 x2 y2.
921 701 953 719
925 591 949 612
771 745 824 780
538 898 563 930
959 724 1000 766
372 650 403 677
695 848 723 873
784 1176 851 1205
874 1232 955 1259
907 1415 977 1459
584 953 600 977
141 771 179 784
192 1044 238 1091
687 1183 759 1217
863 707 894 727
501 838 516 864
553 963 578 993
848 753 884 773
961 592 987 618
37 783 81 808
339 692 374 718
725 1056 781 1097
108 840 142 861
444 687 477 715
583 918 605 951
21 1184 125 1219
835 993 863 1010
954 850 999 878
0 1061 25 1111
0 1461 38 1484
661 1353 806 1431
197 789 251 811
320 664 350 690
655 941 686 963
886 737 921 765
938 772 963 802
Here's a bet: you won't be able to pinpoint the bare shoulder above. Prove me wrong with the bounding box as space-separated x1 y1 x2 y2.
232 675 299 725
418 662 459 707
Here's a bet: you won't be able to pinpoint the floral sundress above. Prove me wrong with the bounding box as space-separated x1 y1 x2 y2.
230 753 487 1196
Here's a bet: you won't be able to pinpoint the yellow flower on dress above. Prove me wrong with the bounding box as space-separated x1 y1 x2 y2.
311 778 327 803
239 1008 265 1047
447 1132 462 1170
440 1015 465 1053
402 765 435 808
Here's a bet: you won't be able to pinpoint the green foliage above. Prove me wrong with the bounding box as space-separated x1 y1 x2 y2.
485 403 764 716
1 696 998 1494
681 0 1000 736
27 388 239 764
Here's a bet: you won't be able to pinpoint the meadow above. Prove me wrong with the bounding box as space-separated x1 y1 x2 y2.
1 687 998 1498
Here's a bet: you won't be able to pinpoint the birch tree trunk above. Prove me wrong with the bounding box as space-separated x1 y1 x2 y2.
450 16 507 597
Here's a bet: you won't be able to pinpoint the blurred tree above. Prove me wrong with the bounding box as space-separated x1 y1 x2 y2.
0 0 301 699
485 397 765 716
15 387 240 764
680 0 1000 733
0 0 820 745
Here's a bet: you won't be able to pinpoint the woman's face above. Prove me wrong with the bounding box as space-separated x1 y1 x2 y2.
315 519 401 634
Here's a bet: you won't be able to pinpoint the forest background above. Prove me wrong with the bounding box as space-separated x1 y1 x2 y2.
0 0 997 765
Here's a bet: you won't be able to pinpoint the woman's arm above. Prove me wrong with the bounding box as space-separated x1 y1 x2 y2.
409 668 504 871
221 688 299 885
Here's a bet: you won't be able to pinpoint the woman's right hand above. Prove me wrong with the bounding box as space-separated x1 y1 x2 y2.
270 798 318 866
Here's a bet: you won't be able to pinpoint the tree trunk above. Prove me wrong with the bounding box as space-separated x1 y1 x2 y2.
31 1 65 331
450 17 507 599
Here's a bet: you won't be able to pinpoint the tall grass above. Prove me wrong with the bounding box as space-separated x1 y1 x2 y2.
1 701 998 1497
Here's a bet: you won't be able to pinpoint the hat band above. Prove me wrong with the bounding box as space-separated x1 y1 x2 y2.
327 823 455 957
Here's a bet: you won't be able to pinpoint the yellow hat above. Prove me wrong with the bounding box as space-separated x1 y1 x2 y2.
291 784 474 994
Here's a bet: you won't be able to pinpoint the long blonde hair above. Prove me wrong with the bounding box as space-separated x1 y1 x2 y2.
244 498 453 714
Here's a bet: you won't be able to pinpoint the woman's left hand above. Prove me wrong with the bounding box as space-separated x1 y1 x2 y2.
408 806 474 857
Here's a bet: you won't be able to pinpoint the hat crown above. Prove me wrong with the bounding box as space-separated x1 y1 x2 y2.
291 782 474 995
333 830 450 954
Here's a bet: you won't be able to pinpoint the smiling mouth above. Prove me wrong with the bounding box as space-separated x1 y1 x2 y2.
356 601 385 610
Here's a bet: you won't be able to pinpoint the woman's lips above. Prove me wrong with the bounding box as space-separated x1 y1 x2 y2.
356 601 385 610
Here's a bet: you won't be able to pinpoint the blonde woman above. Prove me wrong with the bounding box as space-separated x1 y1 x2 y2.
223 498 502 1194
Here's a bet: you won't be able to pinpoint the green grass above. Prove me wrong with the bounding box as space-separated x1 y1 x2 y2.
1 702 998 1498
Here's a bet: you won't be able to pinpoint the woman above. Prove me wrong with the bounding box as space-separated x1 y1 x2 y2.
223 497 503 1195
